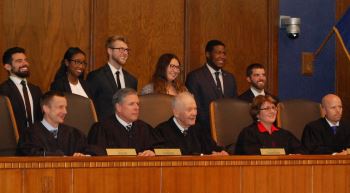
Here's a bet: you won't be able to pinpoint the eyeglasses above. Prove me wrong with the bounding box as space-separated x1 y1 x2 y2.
109 47 130 53
260 106 277 111
169 64 182 71
69 59 87 65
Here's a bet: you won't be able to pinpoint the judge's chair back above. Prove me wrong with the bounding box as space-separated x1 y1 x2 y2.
210 98 253 151
0 95 19 156
139 94 174 128
64 93 98 136
277 99 322 140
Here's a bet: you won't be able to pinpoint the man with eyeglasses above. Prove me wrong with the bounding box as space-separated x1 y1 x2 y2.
87 35 137 120
302 94 350 155
0 47 42 135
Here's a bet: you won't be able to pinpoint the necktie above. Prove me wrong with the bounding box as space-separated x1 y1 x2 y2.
20 80 33 127
214 71 223 97
183 129 188 136
331 126 337 135
51 129 58 139
115 71 121 89
126 124 132 132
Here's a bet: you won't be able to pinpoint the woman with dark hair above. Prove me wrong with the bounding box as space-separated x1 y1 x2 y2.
235 95 307 155
50 47 92 98
141 53 187 95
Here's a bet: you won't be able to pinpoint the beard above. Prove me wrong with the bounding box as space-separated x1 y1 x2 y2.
252 81 265 90
12 69 30 78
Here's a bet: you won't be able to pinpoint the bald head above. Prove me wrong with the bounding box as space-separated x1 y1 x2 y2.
321 94 342 124
172 92 197 128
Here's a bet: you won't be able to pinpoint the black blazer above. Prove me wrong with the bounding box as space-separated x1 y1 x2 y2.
50 76 93 99
185 65 237 134
87 64 137 120
238 89 279 103
302 118 350 154
0 79 42 134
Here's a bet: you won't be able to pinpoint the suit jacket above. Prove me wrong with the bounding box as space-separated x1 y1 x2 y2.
0 79 42 134
87 64 137 120
235 123 307 155
302 118 350 154
185 65 237 136
238 89 279 103
17 122 99 156
50 76 93 98
88 115 156 154
155 117 223 155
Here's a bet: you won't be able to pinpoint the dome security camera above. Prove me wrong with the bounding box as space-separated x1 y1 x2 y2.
280 16 301 39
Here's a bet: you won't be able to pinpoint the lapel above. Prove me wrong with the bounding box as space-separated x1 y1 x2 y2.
122 69 131 88
202 66 222 98
7 79 26 111
63 77 72 93
102 64 118 91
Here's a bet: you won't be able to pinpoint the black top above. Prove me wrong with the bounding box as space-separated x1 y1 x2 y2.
17 122 99 156
235 123 307 155
302 118 350 154
88 115 157 154
238 89 279 103
155 117 223 155
50 76 93 98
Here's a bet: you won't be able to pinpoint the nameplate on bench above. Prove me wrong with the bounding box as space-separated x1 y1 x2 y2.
154 148 182 156
260 148 286 155
106 148 137 156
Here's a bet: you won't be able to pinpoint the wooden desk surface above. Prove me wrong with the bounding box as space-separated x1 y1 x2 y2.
0 155 349 193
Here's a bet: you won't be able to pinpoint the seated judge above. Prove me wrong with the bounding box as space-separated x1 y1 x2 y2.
235 95 306 155
50 47 92 98
302 94 350 155
17 91 97 156
155 91 228 155
238 63 278 103
141 53 187 95
88 88 156 156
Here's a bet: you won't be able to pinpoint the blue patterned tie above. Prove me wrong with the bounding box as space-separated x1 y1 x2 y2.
331 126 337 135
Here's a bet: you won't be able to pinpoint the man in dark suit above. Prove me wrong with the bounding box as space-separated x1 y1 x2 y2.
87 35 137 120
302 94 350 155
17 91 98 156
155 91 228 155
239 63 278 103
0 47 42 135
88 88 156 156
185 40 237 138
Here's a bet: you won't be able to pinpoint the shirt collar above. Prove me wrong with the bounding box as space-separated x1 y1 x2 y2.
108 62 123 75
206 63 222 74
173 117 188 134
325 117 339 127
257 122 279 134
9 75 26 85
250 86 265 97
115 113 132 128
41 118 58 132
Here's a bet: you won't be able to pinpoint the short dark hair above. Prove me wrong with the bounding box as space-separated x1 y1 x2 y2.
250 95 277 121
112 88 137 105
246 63 265 77
40 90 65 108
2 47 26 65
205 40 225 53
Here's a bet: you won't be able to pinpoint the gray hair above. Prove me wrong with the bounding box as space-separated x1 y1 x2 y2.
112 88 137 105
172 91 195 110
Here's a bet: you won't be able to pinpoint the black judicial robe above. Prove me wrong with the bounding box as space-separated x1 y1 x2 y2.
235 123 307 155
88 115 156 154
17 122 96 156
302 118 350 154
155 117 223 155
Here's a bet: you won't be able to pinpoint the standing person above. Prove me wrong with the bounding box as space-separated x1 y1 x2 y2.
141 53 187 95
50 47 92 98
185 40 237 138
302 94 350 155
239 63 278 103
87 35 137 120
0 47 42 134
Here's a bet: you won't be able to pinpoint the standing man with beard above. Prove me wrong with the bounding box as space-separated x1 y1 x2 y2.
0 47 42 135
239 63 278 103
87 35 137 120
185 40 237 139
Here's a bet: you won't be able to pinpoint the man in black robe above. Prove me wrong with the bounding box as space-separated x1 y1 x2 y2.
17 91 97 156
88 88 156 156
155 91 228 155
302 94 350 155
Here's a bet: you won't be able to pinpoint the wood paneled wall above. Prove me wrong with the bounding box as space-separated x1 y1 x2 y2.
0 0 278 94
336 0 350 120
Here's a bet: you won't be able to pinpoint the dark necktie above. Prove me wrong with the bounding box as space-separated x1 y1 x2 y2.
20 80 33 127
214 71 223 97
331 126 337 135
183 129 188 136
126 124 132 132
115 71 121 89
51 129 58 139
